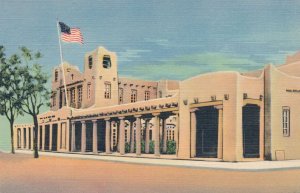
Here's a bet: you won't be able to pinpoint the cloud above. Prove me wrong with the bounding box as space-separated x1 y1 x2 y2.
144 38 169 47
118 49 151 62
119 52 261 80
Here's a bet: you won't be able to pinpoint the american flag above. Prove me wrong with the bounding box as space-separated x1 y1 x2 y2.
59 22 83 44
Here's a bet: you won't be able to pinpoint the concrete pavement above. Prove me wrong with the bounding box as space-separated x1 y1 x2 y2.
15 150 300 171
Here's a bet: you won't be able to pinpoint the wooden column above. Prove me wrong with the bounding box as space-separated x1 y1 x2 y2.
145 119 150 154
215 105 223 159
20 128 24 149
119 117 125 155
81 121 86 153
105 118 111 154
173 112 179 155
49 124 53 151
30 126 34 150
26 127 29 149
37 126 40 150
190 109 197 158
71 121 76 152
153 113 160 156
42 125 45 151
130 120 135 153
66 121 70 151
92 120 98 154
163 118 168 153
57 122 61 151
135 115 142 156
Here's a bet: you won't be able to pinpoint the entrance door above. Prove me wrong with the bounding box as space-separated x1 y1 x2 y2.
86 122 93 152
97 120 106 152
242 104 260 158
52 124 58 151
195 106 219 158
75 122 82 151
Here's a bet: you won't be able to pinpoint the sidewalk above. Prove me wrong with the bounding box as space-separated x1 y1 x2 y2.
15 150 300 171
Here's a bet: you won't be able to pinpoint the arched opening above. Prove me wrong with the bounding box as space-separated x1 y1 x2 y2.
242 104 260 158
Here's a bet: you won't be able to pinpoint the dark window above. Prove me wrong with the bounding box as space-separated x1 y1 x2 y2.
55 70 58 82
131 89 137 103
103 55 111 69
88 56 93 69
104 82 111 99
119 88 123 103
145 91 150 101
282 106 290 137
159 91 162 98
87 83 91 100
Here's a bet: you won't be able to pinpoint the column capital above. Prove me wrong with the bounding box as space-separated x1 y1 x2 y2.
71 121 76 124
81 120 86 125
214 105 223 110
92 120 98 123
152 112 160 116
134 115 142 118
172 111 179 115
119 116 125 120
190 108 198 113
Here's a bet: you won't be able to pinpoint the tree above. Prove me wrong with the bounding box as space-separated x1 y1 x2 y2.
18 47 50 158
0 46 24 154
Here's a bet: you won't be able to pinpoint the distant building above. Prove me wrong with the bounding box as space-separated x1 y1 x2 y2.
14 47 300 161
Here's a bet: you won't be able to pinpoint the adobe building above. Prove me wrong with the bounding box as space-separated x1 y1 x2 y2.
13 47 300 162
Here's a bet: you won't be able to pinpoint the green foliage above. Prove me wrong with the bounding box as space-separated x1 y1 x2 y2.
125 142 131 153
0 45 50 158
167 140 176 154
149 140 155 154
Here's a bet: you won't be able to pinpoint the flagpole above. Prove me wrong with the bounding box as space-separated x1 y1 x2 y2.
56 19 70 108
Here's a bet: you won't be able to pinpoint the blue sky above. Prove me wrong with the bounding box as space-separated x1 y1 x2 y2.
1 0 300 151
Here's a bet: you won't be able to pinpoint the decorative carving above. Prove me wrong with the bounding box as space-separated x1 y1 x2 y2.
183 99 188 105
224 94 229 100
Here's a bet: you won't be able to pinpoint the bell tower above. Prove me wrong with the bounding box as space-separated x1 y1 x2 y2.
83 47 118 108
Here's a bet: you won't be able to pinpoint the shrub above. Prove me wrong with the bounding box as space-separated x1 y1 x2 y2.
167 140 176 154
125 142 131 153
149 140 155 154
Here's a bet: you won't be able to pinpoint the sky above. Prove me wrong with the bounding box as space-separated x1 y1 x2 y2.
1 0 300 151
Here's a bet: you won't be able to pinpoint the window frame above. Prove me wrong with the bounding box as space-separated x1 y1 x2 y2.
282 106 290 137
145 91 150 101
88 55 93 69
104 82 111 99
131 89 137 103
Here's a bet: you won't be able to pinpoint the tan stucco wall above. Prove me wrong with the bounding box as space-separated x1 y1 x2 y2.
267 64 300 160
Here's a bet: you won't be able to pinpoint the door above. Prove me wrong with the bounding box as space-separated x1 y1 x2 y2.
242 104 260 158
195 106 219 158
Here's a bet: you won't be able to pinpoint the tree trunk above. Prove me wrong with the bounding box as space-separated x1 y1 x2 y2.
33 115 39 158
10 122 15 154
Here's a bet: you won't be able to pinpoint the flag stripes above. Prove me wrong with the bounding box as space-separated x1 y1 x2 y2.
61 28 83 44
